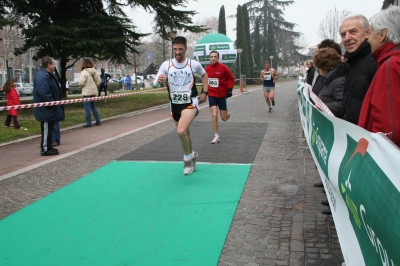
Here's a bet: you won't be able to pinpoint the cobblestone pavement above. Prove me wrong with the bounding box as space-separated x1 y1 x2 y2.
0 81 344 265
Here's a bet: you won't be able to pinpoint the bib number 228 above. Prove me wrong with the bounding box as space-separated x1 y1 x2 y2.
171 91 191 104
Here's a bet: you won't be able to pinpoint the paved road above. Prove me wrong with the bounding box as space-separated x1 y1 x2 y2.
0 81 344 265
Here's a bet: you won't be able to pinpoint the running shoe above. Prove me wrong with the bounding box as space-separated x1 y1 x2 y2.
210 136 220 144
183 160 195 175
268 108 273 113
272 100 275 106
192 151 198 172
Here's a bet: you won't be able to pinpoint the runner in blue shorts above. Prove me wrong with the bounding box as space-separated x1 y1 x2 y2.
260 61 279 112
205 51 235 144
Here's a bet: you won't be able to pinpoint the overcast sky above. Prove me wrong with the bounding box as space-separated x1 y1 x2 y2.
128 0 383 49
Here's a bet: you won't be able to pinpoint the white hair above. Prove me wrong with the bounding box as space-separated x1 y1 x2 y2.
370 5 400 44
341 14 370 31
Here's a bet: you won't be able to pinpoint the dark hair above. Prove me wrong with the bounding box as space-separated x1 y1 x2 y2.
2 78 14 93
317 39 342 55
82 58 94 70
172 36 187 47
264 61 271 65
41 56 54 68
210 50 219 57
313 47 342 72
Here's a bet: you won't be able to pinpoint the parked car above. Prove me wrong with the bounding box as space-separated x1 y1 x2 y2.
15 83 33 96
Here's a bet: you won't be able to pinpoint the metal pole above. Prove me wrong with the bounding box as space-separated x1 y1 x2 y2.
239 53 241 86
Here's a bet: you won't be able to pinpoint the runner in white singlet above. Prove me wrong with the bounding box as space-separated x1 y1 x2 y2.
153 36 209 175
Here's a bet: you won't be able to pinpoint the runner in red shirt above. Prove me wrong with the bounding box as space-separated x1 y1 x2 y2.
205 51 235 144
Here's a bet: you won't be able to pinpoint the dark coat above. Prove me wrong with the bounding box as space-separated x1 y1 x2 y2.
33 67 65 122
306 66 316 85
342 40 377 124
318 63 348 118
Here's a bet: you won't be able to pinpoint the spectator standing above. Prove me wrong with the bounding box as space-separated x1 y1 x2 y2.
98 68 111 97
79 59 102 128
66 80 69 96
340 14 377 124
125 74 132 91
305 60 316 86
3 78 24 129
313 48 348 118
33 56 64 156
153 36 209 175
121 75 126 90
52 122 61 146
312 39 343 96
205 50 235 144
260 61 279 112
358 6 400 148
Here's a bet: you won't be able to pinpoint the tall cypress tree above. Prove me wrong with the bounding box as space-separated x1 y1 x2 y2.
235 5 250 81
253 18 261 69
242 4 253 78
218 5 226 35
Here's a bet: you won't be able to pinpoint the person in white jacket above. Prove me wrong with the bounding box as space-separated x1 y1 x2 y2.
79 58 101 127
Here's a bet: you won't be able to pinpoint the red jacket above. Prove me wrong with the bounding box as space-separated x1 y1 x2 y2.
205 62 235 98
6 87 21 116
358 42 400 148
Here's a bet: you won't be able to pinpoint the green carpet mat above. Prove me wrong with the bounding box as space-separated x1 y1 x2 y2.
0 161 250 266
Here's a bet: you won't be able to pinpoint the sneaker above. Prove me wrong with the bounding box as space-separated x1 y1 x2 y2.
192 151 198 172
272 100 275 106
268 108 273 113
313 181 323 187
41 148 59 156
210 136 220 144
183 160 195 175
321 200 329 206
95 123 101 126
52 141 60 147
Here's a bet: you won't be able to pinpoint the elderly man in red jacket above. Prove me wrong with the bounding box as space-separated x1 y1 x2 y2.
205 51 236 144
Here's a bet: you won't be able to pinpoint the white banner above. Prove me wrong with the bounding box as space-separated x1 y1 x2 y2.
297 82 400 266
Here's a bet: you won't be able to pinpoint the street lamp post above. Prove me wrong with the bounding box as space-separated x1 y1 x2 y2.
6 53 15 79
237 48 243 92
269 55 274 69
168 31 177 59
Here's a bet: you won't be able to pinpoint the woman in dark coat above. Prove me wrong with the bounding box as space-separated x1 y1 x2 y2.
313 47 348 118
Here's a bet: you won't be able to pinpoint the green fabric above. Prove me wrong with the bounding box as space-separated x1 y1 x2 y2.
0 161 250 265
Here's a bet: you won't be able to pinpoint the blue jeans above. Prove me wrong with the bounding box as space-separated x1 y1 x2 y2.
83 95 101 126
126 83 131 90
52 122 60 143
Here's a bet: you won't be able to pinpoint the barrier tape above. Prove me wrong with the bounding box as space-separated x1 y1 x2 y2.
0 87 167 112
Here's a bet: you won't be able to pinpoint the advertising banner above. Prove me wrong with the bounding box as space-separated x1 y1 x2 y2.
297 82 400 266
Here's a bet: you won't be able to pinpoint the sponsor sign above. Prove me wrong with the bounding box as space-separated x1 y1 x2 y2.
297 82 400 266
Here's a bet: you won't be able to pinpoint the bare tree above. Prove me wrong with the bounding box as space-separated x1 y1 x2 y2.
182 16 218 49
318 8 351 43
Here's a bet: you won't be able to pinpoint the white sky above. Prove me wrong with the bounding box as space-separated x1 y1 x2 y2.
128 0 383 49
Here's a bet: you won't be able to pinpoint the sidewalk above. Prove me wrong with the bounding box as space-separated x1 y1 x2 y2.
0 82 344 265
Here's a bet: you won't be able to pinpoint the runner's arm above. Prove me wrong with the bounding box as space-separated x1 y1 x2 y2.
274 69 280 82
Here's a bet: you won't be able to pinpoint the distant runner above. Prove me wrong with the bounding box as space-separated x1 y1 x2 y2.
260 61 279 112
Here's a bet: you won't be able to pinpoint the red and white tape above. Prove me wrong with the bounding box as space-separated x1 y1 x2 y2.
0 88 166 112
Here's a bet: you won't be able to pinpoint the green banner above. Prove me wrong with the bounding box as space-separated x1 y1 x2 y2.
339 136 400 266
209 44 230 50
297 82 400 266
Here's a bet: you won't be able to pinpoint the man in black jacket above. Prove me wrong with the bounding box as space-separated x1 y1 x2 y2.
339 14 377 124
33 56 65 156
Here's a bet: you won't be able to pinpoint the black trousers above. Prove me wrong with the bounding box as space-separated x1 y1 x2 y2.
5 114 21 128
40 121 55 151
98 85 107 96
